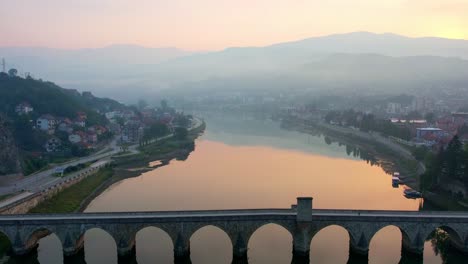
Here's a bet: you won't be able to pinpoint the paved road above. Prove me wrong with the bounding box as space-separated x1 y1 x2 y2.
0 192 34 209
0 138 120 196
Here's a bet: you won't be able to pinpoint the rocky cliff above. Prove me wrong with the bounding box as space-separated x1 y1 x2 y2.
0 115 21 175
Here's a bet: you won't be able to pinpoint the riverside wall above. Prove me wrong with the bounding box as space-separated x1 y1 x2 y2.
0 166 102 215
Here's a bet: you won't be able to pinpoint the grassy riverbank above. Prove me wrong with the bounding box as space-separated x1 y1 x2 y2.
29 168 114 213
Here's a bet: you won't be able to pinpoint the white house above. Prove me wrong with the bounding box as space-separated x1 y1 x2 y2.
15 102 34 115
36 114 57 132
68 134 82 144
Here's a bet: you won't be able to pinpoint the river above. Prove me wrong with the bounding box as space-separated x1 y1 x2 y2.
36 113 455 264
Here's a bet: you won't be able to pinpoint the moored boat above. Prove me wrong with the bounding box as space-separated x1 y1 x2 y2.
403 188 422 198
392 176 400 188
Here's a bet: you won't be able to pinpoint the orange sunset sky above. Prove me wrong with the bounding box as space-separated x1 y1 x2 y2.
1 0 467 50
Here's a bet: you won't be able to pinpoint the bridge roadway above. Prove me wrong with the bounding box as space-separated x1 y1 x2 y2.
0 198 468 263
2 209 468 221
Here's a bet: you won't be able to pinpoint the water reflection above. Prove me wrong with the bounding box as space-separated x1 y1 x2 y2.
190 226 232 264
369 226 401 264
136 227 173 264
426 229 468 264
37 234 62 264
310 225 349 264
248 224 292 264
84 228 117 264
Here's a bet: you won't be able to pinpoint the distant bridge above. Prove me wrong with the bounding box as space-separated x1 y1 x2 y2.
1 197 468 263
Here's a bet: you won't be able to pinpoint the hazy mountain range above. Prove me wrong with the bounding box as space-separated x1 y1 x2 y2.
1 32 468 102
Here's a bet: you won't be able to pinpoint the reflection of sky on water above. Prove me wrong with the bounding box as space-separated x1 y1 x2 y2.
201 113 358 160
35 112 445 264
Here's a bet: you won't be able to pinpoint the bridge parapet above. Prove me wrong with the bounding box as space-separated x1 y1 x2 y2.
0 197 468 263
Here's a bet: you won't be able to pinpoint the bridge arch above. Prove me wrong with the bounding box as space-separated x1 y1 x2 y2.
190 225 233 264
83 227 117 263
24 227 58 252
249 221 294 240
369 225 409 263
310 224 350 263
36 233 63 263
424 225 465 253
136 226 174 264
0 230 12 257
248 223 293 264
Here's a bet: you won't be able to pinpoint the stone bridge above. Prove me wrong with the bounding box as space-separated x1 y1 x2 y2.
1 197 468 263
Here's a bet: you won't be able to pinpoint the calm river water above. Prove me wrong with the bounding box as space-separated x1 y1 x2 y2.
36 113 451 264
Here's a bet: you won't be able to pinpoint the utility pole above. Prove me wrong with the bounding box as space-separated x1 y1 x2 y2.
1 58 5 73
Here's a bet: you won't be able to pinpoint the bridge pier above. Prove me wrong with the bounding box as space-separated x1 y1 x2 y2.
347 250 368 264
401 231 424 260
232 233 248 264
9 230 39 263
291 197 313 264
291 251 310 264
292 227 312 262
349 232 369 260
174 233 191 264
8 247 39 264
117 246 137 264
62 231 85 258
117 235 136 264
399 249 423 264
63 247 86 264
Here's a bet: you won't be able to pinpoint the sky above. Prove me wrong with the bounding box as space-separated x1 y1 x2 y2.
1 0 468 51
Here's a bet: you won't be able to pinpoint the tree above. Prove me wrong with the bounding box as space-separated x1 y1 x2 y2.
174 113 191 128
463 144 468 192
425 112 436 124
445 135 463 180
160 99 168 110
141 123 169 145
8 68 17 77
174 127 188 140
120 143 129 153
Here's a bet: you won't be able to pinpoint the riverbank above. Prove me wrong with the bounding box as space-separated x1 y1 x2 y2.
77 135 199 212
27 121 205 214
282 118 423 191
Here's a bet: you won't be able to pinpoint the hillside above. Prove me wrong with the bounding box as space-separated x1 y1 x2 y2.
0 73 126 175
3 32 468 101
0 115 20 175
0 74 125 122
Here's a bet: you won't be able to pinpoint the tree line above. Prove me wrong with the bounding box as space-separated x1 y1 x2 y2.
324 109 412 140
419 135 468 198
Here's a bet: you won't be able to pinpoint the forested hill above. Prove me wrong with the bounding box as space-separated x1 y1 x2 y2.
0 72 126 176
0 73 125 123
